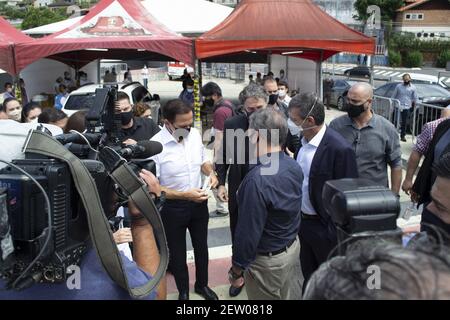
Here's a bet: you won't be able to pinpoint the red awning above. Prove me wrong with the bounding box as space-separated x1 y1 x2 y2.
196 0 376 61
14 0 194 73
0 17 34 75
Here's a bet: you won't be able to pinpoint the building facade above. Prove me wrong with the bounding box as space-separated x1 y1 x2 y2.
394 0 450 40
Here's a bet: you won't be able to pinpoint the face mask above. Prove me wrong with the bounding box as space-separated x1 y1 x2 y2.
278 89 286 98
287 118 301 136
404 81 410 86
203 98 214 107
268 94 279 105
346 100 367 118
422 207 450 237
30 118 38 124
288 96 319 135
6 88 12 93
169 124 191 142
121 111 134 126
8 109 21 122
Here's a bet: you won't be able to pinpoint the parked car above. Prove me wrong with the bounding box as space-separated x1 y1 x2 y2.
62 82 160 122
343 65 371 78
167 61 192 80
374 82 450 134
324 79 360 110
406 73 449 90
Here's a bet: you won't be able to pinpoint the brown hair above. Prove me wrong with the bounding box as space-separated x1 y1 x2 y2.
134 102 151 118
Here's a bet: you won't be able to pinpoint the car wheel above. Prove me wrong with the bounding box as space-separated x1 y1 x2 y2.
337 97 345 111
169 76 173 81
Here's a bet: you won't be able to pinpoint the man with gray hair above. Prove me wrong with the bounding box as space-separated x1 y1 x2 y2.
329 82 402 195
288 92 358 290
229 108 303 300
216 83 268 297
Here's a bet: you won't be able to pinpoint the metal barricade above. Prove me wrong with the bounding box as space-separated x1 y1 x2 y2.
372 95 399 124
411 102 445 142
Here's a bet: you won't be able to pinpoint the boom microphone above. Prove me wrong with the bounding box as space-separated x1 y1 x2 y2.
118 141 163 159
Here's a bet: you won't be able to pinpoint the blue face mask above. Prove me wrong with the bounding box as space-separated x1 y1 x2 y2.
187 88 194 93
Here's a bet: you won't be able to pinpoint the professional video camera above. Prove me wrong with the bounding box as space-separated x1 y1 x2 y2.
322 178 402 255
0 86 166 297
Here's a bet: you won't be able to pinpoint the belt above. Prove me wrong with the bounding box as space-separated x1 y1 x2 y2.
301 212 321 220
258 237 297 257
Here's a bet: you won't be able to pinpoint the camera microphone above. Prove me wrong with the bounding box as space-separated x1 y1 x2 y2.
55 133 101 146
118 141 163 159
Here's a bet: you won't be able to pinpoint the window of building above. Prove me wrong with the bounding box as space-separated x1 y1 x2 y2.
423 33 429 38
405 13 424 20
430 33 435 38
417 33 422 37
440 33 446 38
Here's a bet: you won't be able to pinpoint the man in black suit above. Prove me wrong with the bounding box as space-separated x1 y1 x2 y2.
288 93 358 290
216 83 268 297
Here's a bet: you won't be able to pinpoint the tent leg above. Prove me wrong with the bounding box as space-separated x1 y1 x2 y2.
318 50 324 99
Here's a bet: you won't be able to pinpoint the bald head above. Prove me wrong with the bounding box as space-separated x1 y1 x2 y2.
348 82 373 102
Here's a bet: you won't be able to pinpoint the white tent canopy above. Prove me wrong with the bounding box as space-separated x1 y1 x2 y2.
24 0 233 36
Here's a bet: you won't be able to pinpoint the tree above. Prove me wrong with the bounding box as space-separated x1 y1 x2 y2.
21 7 67 30
354 0 405 22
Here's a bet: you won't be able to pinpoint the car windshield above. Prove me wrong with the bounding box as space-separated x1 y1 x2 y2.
64 93 96 110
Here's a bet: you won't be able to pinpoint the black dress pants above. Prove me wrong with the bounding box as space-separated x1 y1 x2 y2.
160 199 209 293
299 218 336 292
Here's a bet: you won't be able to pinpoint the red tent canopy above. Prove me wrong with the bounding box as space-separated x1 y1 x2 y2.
196 0 376 61
14 0 194 73
0 17 34 75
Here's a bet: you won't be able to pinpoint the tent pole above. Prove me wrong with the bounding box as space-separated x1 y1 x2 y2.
97 59 101 83
318 50 324 99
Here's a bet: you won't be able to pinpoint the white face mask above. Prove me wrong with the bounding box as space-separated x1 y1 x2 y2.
278 89 287 98
288 97 320 136
187 88 194 93
30 118 39 124
8 109 21 121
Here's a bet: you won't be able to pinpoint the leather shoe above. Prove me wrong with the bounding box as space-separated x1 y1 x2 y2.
401 136 407 142
229 284 244 297
194 286 219 300
178 291 189 300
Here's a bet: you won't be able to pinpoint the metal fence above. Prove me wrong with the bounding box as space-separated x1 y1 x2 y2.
372 95 401 125
411 102 445 141
373 96 446 143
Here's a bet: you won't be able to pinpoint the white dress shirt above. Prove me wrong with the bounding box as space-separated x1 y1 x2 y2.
151 125 207 192
296 125 327 215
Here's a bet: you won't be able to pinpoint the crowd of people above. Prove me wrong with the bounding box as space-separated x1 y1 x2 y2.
1 68 450 301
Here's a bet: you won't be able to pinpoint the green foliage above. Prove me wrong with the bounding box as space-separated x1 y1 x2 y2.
388 50 402 67
354 0 405 22
21 7 67 30
1 5 26 19
403 51 423 68
437 50 450 68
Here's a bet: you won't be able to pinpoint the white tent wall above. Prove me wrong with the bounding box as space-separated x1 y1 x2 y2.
80 60 101 84
270 55 319 97
20 59 75 98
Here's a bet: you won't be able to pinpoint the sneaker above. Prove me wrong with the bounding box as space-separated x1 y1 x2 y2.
215 210 229 217
401 136 407 142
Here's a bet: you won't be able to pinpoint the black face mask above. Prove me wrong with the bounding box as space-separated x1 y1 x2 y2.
422 207 450 237
203 98 214 107
121 111 134 126
268 94 279 105
346 101 366 118
404 81 410 86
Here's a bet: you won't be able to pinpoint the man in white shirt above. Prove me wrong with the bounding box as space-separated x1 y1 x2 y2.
150 99 219 301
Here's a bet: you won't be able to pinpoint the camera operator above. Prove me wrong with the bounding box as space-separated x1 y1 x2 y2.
115 92 160 145
0 123 165 300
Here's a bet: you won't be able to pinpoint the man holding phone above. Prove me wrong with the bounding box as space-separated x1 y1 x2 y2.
150 99 219 301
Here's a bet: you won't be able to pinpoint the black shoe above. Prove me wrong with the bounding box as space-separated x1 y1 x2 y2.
194 286 219 300
401 136 407 142
229 284 244 297
178 291 189 300
216 210 229 217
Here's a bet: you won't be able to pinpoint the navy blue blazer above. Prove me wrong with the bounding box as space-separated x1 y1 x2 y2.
297 126 358 228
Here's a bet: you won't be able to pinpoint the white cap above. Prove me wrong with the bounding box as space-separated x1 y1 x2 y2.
186 67 194 74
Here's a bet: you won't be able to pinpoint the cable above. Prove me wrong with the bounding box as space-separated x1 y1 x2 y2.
68 130 99 154
0 159 52 290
